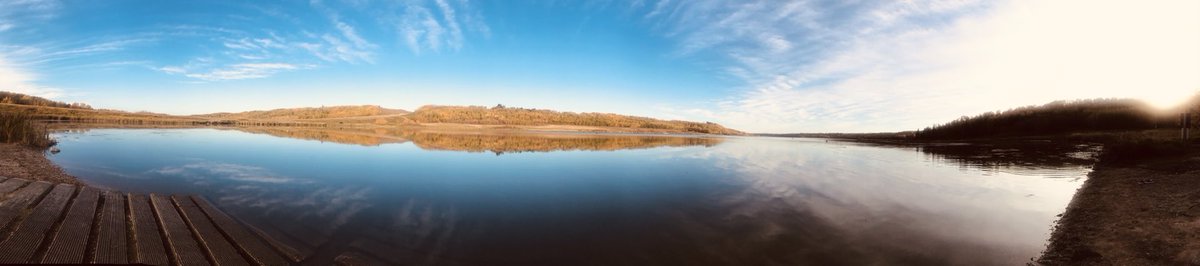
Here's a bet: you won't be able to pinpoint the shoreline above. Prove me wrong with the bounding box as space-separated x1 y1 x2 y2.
0 143 82 185
1038 146 1200 265
817 134 1199 264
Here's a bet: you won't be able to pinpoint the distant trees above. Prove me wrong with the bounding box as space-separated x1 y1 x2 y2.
407 105 744 135
0 91 92 110
913 98 1182 140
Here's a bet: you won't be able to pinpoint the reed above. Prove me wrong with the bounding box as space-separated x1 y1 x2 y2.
0 112 56 149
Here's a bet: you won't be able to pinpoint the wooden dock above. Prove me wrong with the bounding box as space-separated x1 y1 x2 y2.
0 176 298 265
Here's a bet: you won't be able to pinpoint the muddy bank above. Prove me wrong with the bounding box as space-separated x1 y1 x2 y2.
0 143 81 185
1039 146 1200 265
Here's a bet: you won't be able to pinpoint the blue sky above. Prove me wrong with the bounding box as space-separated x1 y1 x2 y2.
1 0 1198 133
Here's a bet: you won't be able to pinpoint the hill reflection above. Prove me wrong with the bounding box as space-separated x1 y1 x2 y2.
229 127 725 154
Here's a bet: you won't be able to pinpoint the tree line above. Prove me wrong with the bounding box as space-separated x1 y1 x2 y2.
914 97 1196 140
0 91 92 109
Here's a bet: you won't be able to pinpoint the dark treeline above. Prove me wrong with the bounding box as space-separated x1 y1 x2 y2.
0 91 92 109
915 97 1196 140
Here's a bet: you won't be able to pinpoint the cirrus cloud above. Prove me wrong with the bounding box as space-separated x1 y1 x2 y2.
647 0 1200 133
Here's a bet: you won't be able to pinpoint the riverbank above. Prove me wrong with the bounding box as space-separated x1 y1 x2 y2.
1039 144 1200 265
0 143 81 185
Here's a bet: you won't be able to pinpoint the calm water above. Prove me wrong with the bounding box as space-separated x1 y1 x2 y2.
48 128 1094 265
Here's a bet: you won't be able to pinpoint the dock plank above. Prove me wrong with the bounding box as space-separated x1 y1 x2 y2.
41 186 100 264
130 194 171 266
152 194 211 266
174 196 249 266
193 196 290 266
0 178 20 195
0 181 53 236
334 251 390 266
0 183 76 263
92 191 129 264
245 219 314 262
0 181 307 266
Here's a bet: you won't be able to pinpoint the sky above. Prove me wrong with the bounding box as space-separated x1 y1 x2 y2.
1 0 1197 133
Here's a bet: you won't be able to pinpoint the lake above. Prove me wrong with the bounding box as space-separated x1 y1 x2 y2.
46 127 1095 265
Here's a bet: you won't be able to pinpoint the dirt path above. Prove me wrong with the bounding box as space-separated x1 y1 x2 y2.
0 144 81 185
1039 147 1200 265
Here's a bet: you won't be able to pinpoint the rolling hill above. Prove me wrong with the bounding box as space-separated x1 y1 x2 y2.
0 91 744 135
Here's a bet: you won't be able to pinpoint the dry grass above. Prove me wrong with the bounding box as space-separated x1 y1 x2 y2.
0 112 55 149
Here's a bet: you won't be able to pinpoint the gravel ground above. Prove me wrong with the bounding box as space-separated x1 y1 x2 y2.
1039 147 1200 265
0 143 82 185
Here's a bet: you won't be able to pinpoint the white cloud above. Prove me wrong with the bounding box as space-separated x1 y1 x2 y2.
159 62 307 81
294 20 376 64
157 66 187 74
151 161 308 184
652 0 1200 133
26 37 157 65
392 0 487 54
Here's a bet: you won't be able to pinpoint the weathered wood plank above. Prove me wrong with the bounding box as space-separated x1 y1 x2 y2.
41 186 100 264
173 196 249 266
151 194 211 266
244 220 314 262
0 181 53 237
0 183 76 263
92 191 128 264
334 251 390 266
0 177 21 196
192 196 290 266
130 194 170 266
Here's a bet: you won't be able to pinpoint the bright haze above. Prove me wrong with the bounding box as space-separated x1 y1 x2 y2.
0 0 1197 133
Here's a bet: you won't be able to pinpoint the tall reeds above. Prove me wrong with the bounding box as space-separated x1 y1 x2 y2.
0 112 55 149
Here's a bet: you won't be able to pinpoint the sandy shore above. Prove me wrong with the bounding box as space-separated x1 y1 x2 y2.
0 144 81 185
1039 146 1200 265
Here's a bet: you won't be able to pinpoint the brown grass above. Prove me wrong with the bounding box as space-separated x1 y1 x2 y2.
0 112 55 149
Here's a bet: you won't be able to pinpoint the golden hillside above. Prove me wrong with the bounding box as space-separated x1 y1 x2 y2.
407 105 743 135
0 91 744 134
196 105 409 120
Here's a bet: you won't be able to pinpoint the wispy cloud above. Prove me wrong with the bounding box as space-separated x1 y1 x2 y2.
0 0 61 29
160 62 309 81
0 55 64 98
390 0 488 54
0 0 69 99
150 161 308 184
646 0 1200 133
296 24 376 64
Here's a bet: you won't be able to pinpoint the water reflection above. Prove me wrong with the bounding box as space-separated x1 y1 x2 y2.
850 140 1101 178
230 127 725 154
46 129 1090 265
